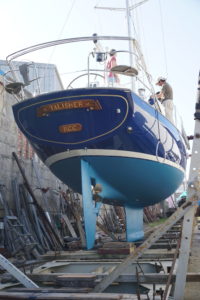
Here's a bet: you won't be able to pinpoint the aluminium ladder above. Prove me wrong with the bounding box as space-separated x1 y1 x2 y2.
173 71 200 299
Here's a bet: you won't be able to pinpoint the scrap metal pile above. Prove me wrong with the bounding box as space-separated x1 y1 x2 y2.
0 153 129 261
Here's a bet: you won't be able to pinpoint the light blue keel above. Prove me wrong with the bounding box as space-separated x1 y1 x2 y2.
81 159 102 249
125 206 144 241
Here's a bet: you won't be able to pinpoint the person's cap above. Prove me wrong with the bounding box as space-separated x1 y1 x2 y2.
110 49 116 55
156 76 166 84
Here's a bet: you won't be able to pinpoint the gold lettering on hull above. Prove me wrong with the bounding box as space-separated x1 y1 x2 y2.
37 99 102 117
59 123 82 133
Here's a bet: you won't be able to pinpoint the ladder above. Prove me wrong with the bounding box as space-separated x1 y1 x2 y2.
0 186 39 288
173 71 200 299
4 216 38 259
93 200 194 293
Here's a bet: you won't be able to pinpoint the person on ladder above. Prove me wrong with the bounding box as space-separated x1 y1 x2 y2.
156 76 174 124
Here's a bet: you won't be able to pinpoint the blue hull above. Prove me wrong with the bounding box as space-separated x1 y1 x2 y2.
12 87 186 206
12 87 186 248
48 153 184 208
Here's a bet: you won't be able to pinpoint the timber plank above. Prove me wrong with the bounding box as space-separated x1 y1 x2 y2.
0 291 139 299
25 272 200 284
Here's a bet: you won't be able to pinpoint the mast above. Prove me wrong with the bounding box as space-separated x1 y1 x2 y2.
95 0 149 91
126 0 133 68
126 0 135 90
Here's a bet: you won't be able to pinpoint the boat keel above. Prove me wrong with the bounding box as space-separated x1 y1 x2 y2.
81 159 144 248
125 206 144 241
81 159 102 249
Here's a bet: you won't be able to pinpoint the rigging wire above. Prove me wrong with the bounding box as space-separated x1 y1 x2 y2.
129 0 155 91
129 0 145 83
94 0 104 38
130 0 141 43
129 0 138 39
128 1 163 153
158 0 168 77
47 0 76 64
56 0 76 39
39 0 76 89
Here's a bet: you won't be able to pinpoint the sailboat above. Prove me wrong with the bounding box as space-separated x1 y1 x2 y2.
6 1 187 249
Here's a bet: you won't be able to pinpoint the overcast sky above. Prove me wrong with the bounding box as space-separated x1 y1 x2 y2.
1 0 199 137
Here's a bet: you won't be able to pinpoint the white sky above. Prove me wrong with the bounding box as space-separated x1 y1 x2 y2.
1 0 200 138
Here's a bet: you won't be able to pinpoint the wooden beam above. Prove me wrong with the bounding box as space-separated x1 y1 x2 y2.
61 214 77 238
21 272 200 284
40 249 176 261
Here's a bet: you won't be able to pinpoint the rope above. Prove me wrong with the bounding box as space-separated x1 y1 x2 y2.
156 139 166 164
155 108 166 164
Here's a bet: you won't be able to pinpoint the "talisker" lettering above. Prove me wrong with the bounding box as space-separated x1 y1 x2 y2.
37 99 102 117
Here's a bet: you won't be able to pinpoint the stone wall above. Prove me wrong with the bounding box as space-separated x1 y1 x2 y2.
0 86 67 216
